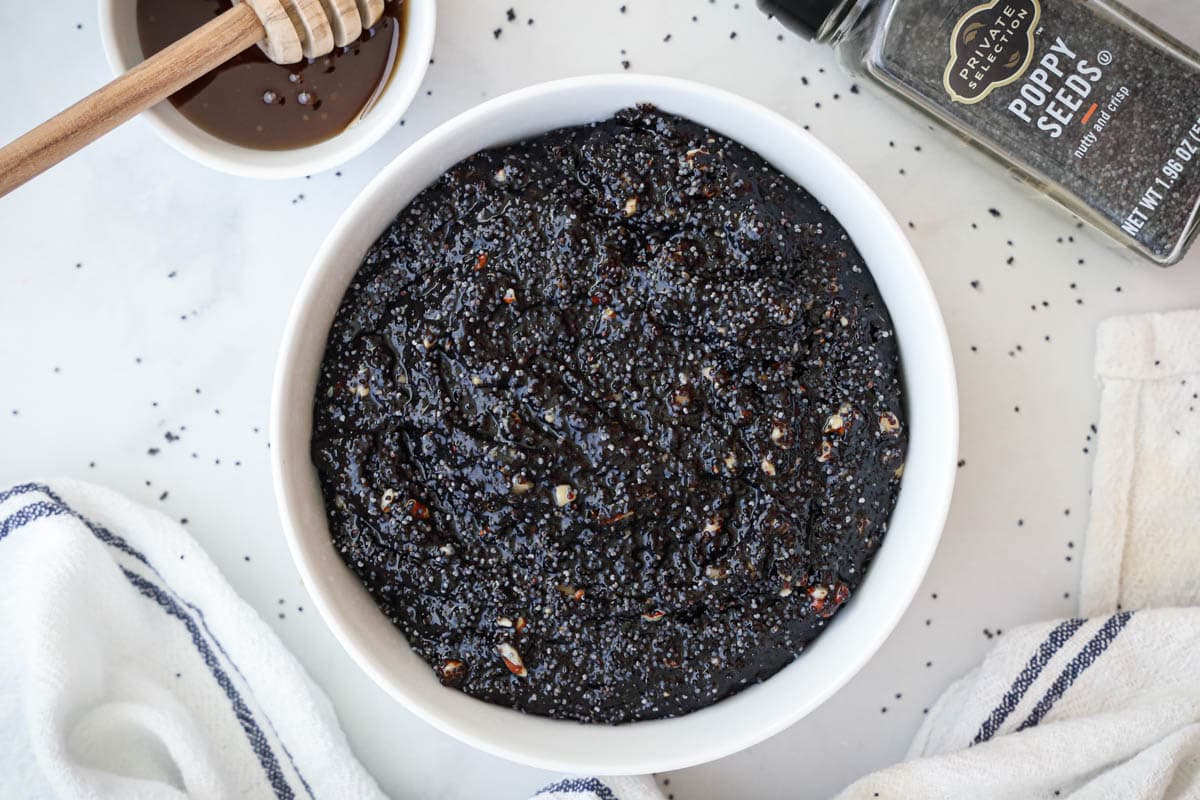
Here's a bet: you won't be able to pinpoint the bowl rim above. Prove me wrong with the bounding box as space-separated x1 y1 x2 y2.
96 0 436 179
270 73 959 775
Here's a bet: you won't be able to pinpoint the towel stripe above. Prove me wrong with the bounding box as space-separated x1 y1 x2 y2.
0 484 314 800
1015 612 1135 732
0 501 70 540
123 569 295 800
971 618 1087 744
535 777 621 799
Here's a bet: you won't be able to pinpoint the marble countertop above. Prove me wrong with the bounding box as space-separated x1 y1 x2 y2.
2 1 1198 797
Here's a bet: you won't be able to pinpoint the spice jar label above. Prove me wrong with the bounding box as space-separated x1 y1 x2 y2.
943 0 1042 105
868 0 1200 264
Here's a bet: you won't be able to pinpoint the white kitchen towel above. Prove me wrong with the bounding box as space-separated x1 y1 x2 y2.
0 480 385 800
1080 310 1200 616
543 310 1200 799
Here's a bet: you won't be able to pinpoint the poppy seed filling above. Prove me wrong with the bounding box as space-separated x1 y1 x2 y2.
311 106 907 723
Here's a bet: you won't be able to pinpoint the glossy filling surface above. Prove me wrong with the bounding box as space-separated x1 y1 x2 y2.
311 107 907 723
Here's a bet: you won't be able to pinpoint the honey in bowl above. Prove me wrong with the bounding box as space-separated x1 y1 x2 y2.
136 0 406 150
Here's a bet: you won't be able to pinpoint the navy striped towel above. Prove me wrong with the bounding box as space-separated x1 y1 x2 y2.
0 481 384 799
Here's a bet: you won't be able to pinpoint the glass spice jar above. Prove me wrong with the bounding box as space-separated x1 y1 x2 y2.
760 0 1200 265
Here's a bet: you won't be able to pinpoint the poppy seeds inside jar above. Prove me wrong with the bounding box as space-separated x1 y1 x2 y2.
310 106 907 723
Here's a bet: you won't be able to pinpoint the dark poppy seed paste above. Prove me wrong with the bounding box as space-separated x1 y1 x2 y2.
311 106 907 724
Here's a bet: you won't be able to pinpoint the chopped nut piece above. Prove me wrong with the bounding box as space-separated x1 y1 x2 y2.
705 565 728 580
779 584 794 598
497 642 527 677
502 288 517 304
761 458 776 476
496 616 513 627
894 462 906 479
494 167 507 183
380 488 398 512
817 440 833 463
554 484 576 506
470 375 483 386
642 609 666 622
514 616 527 633
437 659 467 686
703 516 722 534
352 383 370 397
624 197 639 216
602 307 617 320
879 411 901 434
824 413 846 435
809 585 829 600
770 421 791 447
724 452 739 471
511 475 534 494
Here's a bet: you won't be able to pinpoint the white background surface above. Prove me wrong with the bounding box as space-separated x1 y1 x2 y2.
1 1 1198 798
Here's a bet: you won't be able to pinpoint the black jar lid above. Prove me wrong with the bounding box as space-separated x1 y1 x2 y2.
756 0 845 40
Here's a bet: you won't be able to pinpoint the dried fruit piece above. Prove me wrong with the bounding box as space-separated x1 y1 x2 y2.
879 411 901 434
496 643 527 677
474 252 489 271
502 288 517 304
409 499 430 519
823 413 846 435
817 440 833 463
642 609 666 622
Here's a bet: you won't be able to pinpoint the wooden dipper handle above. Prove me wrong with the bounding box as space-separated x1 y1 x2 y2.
0 4 267 199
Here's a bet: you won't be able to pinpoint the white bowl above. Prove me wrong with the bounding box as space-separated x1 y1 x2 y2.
98 0 435 179
271 74 958 775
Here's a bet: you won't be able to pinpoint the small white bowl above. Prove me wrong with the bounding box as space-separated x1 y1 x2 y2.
271 74 958 775
98 0 435 179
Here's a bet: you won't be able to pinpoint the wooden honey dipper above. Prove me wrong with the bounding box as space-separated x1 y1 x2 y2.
0 0 385 198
